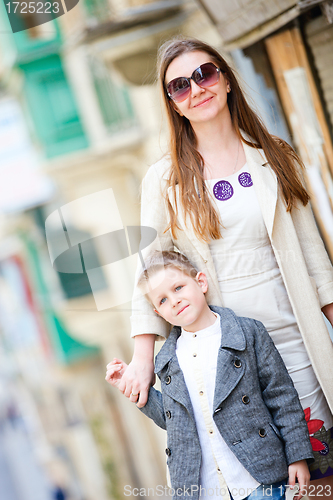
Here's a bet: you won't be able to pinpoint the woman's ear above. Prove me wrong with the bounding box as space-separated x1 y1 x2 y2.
222 73 231 93
170 100 183 116
225 79 231 93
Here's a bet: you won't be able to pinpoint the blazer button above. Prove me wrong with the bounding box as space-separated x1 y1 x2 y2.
165 376 171 385
166 411 171 419
242 395 250 404
234 359 242 368
259 428 266 438
165 448 171 456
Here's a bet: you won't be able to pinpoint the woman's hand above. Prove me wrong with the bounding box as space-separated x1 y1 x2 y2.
288 460 310 500
118 334 156 407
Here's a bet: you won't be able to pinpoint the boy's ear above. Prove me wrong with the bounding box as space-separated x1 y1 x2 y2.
195 272 208 294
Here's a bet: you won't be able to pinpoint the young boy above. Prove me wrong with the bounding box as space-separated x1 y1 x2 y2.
106 251 313 500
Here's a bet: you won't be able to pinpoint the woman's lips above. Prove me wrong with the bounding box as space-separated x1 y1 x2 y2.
194 97 213 107
177 305 189 315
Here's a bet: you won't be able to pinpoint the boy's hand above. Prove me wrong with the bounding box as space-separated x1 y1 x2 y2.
105 358 128 388
288 460 310 500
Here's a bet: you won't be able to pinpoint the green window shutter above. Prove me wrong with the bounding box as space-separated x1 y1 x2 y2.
90 57 136 132
22 54 89 157
22 232 100 365
51 314 100 364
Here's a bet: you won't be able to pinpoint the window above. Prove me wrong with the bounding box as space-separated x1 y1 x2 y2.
90 56 136 132
22 54 89 157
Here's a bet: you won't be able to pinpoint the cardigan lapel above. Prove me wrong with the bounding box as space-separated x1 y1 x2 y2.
167 184 210 262
167 183 222 301
243 143 278 238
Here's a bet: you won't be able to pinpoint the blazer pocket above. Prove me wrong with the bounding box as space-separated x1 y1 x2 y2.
269 422 283 441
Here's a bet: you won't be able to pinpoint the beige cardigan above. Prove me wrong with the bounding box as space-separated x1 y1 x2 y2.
131 142 333 411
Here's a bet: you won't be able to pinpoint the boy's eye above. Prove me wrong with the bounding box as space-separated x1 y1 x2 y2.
160 297 166 305
175 285 182 291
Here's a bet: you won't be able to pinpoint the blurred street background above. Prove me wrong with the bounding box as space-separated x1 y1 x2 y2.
0 0 332 498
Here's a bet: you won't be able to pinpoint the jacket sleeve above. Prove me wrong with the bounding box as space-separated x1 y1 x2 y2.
291 198 333 308
130 160 174 339
138 386 167 430
253 319 314 466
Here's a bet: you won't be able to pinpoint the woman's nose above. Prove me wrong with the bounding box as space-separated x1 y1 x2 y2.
190 79 204 97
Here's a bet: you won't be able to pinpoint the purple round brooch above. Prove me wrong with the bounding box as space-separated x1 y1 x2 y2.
238 172 253 187
213 180 233 201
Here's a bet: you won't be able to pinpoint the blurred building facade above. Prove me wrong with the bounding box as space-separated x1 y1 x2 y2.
0 0 332 499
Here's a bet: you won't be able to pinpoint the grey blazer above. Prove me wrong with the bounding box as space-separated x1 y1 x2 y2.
140 306 314 499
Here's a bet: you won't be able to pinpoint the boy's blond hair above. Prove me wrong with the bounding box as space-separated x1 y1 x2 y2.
138 251 198 300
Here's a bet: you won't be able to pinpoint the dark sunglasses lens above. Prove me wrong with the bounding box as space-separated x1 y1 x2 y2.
167 77 191 103
193 63 219 87
167 63 219 103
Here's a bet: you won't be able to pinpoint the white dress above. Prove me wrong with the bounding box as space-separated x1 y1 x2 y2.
205 163 333 479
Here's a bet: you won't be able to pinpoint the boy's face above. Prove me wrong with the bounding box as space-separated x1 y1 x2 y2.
147 267 212 332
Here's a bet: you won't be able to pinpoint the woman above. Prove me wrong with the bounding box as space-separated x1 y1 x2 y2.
118 37 333 490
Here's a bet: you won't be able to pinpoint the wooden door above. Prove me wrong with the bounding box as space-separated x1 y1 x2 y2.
265 27 333 259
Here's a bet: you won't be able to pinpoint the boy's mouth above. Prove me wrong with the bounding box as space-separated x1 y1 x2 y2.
177 305 189 315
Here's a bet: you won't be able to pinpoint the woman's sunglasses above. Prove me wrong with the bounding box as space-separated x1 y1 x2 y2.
166 62 221 103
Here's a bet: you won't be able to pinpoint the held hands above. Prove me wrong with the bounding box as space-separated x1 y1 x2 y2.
115 334 156 408
117 355 155 407
105 356 155 407
288 460 310 500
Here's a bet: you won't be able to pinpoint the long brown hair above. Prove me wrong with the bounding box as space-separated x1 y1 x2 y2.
157 37 309 242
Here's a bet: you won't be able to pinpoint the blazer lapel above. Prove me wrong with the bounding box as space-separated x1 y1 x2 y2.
211 307 247 413
243 142 278 238
155 327 196 421
162 358 196 421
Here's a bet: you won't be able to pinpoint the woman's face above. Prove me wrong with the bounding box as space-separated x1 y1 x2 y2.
165 50 230 126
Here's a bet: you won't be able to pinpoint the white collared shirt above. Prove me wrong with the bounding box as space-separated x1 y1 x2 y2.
176 313 260 500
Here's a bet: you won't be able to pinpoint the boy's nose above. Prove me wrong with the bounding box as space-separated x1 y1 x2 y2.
172 297 181 307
